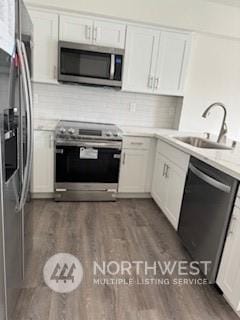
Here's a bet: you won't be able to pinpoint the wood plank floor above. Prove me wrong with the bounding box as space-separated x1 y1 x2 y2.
14 199 239 320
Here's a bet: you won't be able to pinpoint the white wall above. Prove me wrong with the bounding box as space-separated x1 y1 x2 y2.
25 0 240 39
34 83 180 128
179 33 240 140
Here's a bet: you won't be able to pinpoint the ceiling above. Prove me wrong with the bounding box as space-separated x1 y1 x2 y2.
204 0 240 7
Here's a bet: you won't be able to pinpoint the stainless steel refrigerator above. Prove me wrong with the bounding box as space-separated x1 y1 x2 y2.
0 1 33 319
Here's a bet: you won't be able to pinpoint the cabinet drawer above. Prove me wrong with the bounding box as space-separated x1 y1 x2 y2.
157 139 189 171
123 136 152 150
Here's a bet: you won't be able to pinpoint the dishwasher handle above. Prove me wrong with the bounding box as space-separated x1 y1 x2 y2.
189 163 231 193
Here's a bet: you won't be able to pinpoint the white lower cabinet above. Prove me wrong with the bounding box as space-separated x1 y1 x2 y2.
217 205 240 312
118 137 155 193
151 140 189 230
31 130 54 193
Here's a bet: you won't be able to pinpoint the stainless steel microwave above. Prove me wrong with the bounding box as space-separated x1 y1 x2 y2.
58 41 124 87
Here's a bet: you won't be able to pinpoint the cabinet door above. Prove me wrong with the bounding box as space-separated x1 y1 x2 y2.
31 131 54 193
164 161 187 230
29 10 58 83
118 149 148 193
59 15 93 43
217 206 240 311
151 152 167 208
93 20 126 48
154 31 191 96
122 26 159 94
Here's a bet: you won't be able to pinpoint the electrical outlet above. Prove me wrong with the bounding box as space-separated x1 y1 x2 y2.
129 103 136 112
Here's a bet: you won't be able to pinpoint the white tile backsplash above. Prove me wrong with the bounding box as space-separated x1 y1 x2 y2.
33 83 181 128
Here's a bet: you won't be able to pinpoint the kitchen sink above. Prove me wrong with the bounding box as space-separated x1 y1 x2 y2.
174 136 232 150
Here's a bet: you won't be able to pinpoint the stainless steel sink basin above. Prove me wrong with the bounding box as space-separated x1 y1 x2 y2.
174 136 232 150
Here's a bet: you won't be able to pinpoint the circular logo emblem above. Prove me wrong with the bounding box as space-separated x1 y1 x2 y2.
43 253 83 293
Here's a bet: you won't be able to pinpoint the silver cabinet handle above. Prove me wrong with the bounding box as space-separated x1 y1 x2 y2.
189 163 231 193
53 65 57 79
122 152 126 165
93 27 98 42
16 40 33 212
154 77 159 90
165 164 170 178
162 164 166 176
148 76 154 89
130 142 143 146
228 215 238 236
85 25 92 40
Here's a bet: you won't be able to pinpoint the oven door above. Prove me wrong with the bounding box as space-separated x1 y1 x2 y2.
58 41 124 87
55 141 122 191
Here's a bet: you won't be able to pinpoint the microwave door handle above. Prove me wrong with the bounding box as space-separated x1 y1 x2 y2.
189 163 231 193
110 54 115 80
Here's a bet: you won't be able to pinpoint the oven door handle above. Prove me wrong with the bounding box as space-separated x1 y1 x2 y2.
56 141 122 149
189 163 231 193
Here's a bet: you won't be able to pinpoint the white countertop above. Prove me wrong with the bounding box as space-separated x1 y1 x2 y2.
34 120 240 180
121 125 240 181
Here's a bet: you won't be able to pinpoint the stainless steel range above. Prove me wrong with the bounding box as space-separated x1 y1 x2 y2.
54 121 123 201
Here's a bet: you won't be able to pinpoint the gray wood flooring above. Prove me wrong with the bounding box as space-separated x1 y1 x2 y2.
14 199 239 320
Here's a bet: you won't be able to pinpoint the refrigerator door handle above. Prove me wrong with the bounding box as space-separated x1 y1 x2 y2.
16 40 33 211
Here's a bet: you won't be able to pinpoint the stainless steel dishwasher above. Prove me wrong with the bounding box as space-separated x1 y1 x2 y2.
178 157 238 283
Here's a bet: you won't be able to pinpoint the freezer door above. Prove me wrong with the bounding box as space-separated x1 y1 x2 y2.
0 49 22 320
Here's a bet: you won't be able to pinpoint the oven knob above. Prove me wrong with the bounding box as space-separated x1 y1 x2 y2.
113 132 119 137
68 128 75 135
106 131 112 137
59 127 66 134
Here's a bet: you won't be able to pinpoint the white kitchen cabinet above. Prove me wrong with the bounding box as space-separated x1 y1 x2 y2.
122 26 191 96
29 9 58 83
151 152 167 208
59 15 93 44
163 160 188 229
122 26 159 94
118 149 149 193
217 205 240 312
151 140 189 230
155 31 191 95
118 136 155 193
59 15 126 48
31 130 54 193
93 20 126 48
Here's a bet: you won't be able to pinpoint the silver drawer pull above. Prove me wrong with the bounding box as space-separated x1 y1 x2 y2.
130 142 143 145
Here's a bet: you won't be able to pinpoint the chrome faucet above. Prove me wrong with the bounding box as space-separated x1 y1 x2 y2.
202 102 228 144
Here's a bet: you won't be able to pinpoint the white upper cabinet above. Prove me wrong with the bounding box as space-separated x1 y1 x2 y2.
122 25 191 96
29 9 58 83
59 15 126 48
59 15 93 44
155 31 191 95
93 20 126 49
122 26 159 94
